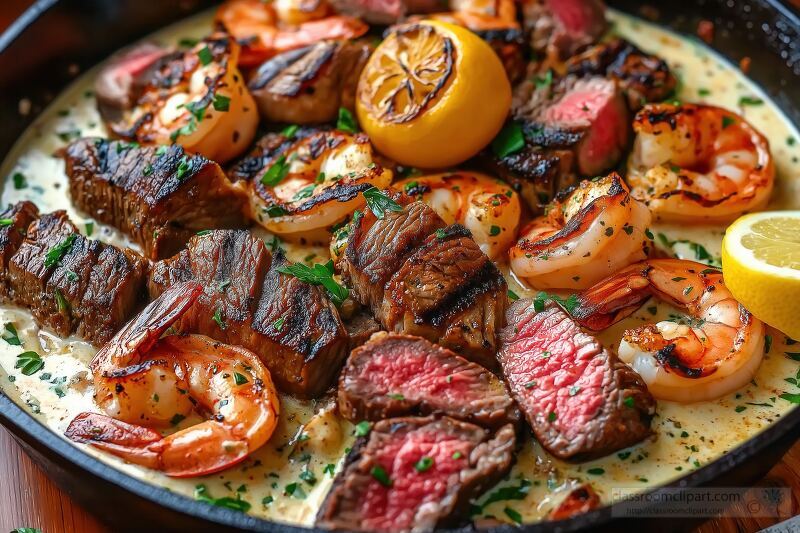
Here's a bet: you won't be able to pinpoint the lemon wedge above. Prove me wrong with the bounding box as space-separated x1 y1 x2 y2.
722 211 800 339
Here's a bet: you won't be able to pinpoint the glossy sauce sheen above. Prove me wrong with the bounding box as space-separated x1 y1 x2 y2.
0 8 799 526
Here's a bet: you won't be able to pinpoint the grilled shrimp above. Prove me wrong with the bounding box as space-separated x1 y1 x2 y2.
628 103 774 222
244 129 393 237
394 172 521 260
573 259 765 403
104 34 258 163
65 282 279 478
216 0 368 67
509 174 652 289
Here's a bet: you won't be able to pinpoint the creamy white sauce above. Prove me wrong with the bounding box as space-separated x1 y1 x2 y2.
0 7 799 527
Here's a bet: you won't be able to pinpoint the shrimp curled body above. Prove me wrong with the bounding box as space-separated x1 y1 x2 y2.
628 103 774 222
509 173 652 289
65 282 280 477
573 259 765 403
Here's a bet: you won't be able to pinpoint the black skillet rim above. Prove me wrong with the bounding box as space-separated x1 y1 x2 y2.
1 0 800 531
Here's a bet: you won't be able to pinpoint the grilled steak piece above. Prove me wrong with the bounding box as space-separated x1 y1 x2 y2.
6 210 147 344
317 416 516 532
249 41 372 124
340 205 506 369
148 230 349 397
94 42 169 125
0 201 39 298
64 138 248 260
338 332 519 429
339 199 446 313
523 0 607 61
343 307 382 350
328 0 446 23
489 75 629 212
566 38 677 110
498 300 655 460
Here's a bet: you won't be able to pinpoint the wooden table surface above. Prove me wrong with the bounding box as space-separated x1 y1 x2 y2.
1 1 799 532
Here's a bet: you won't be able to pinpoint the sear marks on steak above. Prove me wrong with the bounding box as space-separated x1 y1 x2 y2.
522 0 607 62
340 199 446 314
64 138 248 260
317 416 516 532
339 202 506 369
489 75 629 212
498 300 655 460
338 332 519 430
566 38 677 110
382 225 507 369
249 41 372 125
148 229 348 397
5 209 147 345
0 201 39 298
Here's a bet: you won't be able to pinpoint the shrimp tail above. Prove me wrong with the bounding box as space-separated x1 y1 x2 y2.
91 281 203 372
157 421 251 478
65 412 162 470
573 263 655 330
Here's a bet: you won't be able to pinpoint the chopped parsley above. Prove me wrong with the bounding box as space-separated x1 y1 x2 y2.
738 96 764 107
370 465 392 487
212 308 226 330
489 225 501 237
282 124 299 139
261 156 290 187
44 234 76 268
491 122 525 158
175 155 191 181
387 393 405 400
194 484 251 512
532 291 579 314
197 46 213 66
354 420 371 437
277 260 349 306
273 316 285 331
623 396 635 408
2 323 22 346
476 479 531 510
12 172 28 189
0 218 13 226
170 413 186 425
299 468 317 486
363 186 403 219
414 456 434 472
336 107 359 134
212 94 231 112
534 69 553 89
15 351 43 376
547 411 557 422
452 451 463 460
587 467 605 475
54 288 70 313
507 289 519 301
323 463 336 476
292 184 316 202
504 507 522 524
234 372 248 385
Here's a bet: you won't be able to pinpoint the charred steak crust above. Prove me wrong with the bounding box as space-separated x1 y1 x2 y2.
498 300 655 460
5 208 147 345
248 41 372 124
148 229 348 397
340 202 506 368
382 224 507 368
338 332 519 430
64 137 248 260
566 38 677 110
317 416 516 532
0 201 39 298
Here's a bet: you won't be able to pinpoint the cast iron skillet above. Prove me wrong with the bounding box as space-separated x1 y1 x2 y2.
1 1 799 531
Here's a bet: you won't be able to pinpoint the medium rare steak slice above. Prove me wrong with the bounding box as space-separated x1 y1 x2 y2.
317 416 515 532
338 332 519 429
566 38 677 110
498 300 655 460
6 210 147 344
64 138 248 260
249 41 372 124
523 0 607 61
492 75 628 212
0 201 39 298
148 230 348 397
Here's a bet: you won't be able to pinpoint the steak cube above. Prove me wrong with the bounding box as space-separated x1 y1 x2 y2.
338 332 519 430
498 300 655 460
0 201 39 298
317 417 516 532
64 138 248 260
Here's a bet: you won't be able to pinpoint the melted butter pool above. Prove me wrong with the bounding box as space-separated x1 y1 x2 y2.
0 7 799 527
